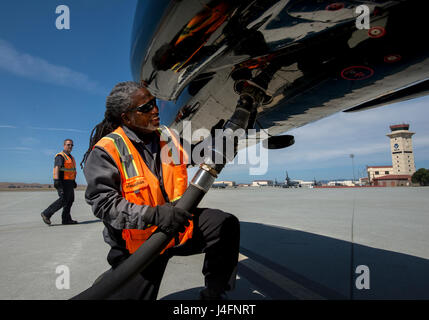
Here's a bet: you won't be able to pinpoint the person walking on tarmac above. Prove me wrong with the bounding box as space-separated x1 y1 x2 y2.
41 139 78 225
81 81 240 300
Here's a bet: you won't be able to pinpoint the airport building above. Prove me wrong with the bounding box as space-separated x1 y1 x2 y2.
294 180 315 187
215 180 235 187
387 124 416 175
359 177 369 185
367 165 393 182
373 174 413 187
327 180 355 187
367 124 416 186
237 183 251 187
251 180 274 186
212 180 235 188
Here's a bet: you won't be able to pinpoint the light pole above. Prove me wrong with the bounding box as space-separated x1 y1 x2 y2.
350 154 356 184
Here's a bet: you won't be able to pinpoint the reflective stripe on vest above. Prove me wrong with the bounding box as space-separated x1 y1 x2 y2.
94 126 192 255
55 152 76 180
103 131 140 179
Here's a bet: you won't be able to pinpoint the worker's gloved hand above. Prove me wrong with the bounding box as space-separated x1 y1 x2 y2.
145 203 192 235
54 179 63 190
73 181 77 189
54 179 64 196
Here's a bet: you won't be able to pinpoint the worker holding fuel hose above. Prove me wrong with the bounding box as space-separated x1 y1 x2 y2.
81 81 239 300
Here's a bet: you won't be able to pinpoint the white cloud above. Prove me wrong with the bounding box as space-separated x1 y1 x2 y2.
28 126 88 133
42 149 56 156
0 39 106 95
0 125 87 133
286 98 429 143
20 137 40 146
273 142 388 164
413 136 429 147
0 147 32 152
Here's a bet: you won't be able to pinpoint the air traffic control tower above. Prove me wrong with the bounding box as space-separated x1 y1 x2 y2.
386 124 416 176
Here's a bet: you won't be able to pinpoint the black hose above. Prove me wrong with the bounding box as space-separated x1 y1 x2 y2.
71 184 203 300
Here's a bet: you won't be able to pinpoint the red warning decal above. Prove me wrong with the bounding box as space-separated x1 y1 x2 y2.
325 3 344 11
341 66 374 80
384 54 402 63
368 26 386 38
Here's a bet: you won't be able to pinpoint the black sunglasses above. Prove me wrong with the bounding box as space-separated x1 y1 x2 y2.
133 99 157 113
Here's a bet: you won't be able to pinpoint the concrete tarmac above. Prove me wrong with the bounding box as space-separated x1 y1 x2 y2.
0 187 428 300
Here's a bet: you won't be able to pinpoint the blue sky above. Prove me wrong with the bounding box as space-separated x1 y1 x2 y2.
0 1 138 184
1 1 428 185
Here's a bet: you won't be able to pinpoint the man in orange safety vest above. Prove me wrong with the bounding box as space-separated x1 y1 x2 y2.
81 82 239 300
41 139 78 225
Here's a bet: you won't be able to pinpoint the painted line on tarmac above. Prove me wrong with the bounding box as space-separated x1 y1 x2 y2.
238 253 326 300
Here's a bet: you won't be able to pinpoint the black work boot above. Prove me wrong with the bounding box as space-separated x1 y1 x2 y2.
41 213 51 225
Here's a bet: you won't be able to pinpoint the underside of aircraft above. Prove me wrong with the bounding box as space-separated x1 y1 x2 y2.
130 0 428 147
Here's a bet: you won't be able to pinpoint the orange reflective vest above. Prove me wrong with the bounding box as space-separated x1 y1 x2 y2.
55 152 76 180
94 126 193 254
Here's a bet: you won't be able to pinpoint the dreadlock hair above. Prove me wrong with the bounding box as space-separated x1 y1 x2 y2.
80 81 144 168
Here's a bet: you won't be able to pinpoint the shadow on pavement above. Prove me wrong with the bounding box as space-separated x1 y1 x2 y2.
160 278 267 300
238 222 429 300
49 219 101 227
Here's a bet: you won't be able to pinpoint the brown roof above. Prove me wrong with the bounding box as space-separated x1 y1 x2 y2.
390 124 409 130
373 174 411 180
